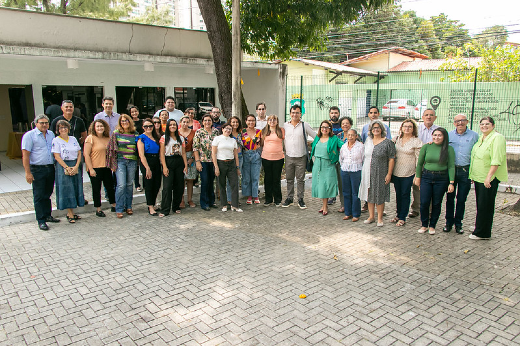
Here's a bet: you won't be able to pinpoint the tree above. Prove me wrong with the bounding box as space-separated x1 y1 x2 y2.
196 0 390 118
129 5 173 26
474 25 508 49
0 0 134 20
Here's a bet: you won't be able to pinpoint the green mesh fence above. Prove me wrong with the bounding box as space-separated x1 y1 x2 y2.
286 70 520 140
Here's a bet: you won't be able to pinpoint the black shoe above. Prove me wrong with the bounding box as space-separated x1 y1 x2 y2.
45 216 60 223
282 198 293 208
39 222 49 231
96 210 106 217
210 204 218 208
455 226 464 234
327 197 336 205
264 201 272 207
443 224 452 233
202 206 211 211
111 207 116 212
298 199 307 209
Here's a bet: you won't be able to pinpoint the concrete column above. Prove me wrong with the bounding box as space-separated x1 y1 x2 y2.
32 83 44 116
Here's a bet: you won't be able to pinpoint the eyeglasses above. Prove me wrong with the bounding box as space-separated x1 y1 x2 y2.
257 108 265 110
153 121 161 124
120 120 129 123
320 127 331 130
401 125 413 129
268 118 277 122
372 127 381 130
454 120 468 124
37 121 49 125
143 125 153 129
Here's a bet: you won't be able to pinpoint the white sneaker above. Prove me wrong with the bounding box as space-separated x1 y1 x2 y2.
221 206 228 212
232 207 243 212
469 234 487 240
417 228 428 233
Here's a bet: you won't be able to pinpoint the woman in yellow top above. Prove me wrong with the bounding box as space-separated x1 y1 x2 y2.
468 116 508 240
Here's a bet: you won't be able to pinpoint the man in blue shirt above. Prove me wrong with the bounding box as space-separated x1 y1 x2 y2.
443 114 479 234
22 115 60 231
211 107 225 133
329 106 342 136
94 97 120 134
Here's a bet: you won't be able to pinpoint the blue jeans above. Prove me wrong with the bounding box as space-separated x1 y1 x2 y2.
30 164 55 223
226 152 243 202
199 161 215 209
341 170 361 218
241 150 262 198
445 166 471 227
420 170 449 228
393 174 414 221
115 159 137 213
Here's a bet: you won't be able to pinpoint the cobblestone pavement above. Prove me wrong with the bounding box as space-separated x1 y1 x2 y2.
1 188 520 345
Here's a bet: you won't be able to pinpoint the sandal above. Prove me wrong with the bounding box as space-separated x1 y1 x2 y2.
338 207 344 213
343 215 352 220
352 217 360 222
188 201 196 208
390 216 399 223
66 216 76 223
158 213 166 218
175 210 181 214
116 213 123 219
73 214 81 220
396 220 406 227
126 209 133 215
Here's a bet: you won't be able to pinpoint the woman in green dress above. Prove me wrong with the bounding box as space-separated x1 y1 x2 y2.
311 120 343 215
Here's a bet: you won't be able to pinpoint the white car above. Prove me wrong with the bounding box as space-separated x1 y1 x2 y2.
414 100 428 119
382 99 416 120
198 101 213 115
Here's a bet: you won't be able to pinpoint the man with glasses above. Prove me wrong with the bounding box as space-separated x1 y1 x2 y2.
153 96 183 124
94 97 120 134
282 104 317 209
443 114 478 234
409 108 439 218
51 100 87 146
211 107 225 133
361 107 391 143
22 115 60 231
255 102 267 130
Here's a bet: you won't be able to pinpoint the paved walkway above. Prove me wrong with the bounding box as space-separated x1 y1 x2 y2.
1 185 520 345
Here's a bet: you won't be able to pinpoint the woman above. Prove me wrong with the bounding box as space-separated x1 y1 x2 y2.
212 123 242 212
84 119 115 217
184 107 201 130
468 117 508 240
137 118 162 216
414 127 455 235
226 116 244 205
334 116 354 213
178 115 198 208
107 114 138 219
51 120 85 223
261 115 285 207
130 106 143 192
359 120 396 226
193 114 220 210
310 120 343 215
159 119 188 216
392 120 422 227
339 129 363 221
153 116 163 137
242 114 262 204
159 109 169 134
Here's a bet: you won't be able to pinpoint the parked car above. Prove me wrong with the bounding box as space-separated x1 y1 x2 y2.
414 99 428 119
382 99 416 120
198 101 213 115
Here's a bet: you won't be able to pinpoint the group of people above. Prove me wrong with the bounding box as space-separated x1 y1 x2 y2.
23 98 507 240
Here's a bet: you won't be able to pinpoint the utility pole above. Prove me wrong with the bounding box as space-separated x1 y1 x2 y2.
231 0 241 119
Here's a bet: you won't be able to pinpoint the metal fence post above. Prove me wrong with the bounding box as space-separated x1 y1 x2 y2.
470 68 478 130
299 75 303 109
376 72 380 107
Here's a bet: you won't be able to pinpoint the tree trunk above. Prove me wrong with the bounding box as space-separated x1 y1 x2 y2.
512 197 520 212
197 0 233 119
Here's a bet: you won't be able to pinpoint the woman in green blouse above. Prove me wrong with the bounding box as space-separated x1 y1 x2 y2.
413 127 455 235
468 117 508 239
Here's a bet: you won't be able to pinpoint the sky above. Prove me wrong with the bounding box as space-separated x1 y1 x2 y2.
400 0 520 43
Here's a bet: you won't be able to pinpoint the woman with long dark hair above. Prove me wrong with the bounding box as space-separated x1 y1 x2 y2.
468 117 508 239
414 127 455 235
178 115 198 208
137 118 162 216
130 106 143 192
261 115 285 206
159 119 188 216
241 114 262 204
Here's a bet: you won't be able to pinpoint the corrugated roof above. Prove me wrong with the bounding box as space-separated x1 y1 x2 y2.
341 47 429 65
293 58 378 76
388 57 483 72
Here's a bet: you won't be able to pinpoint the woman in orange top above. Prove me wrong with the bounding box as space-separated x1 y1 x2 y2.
260 115 285 206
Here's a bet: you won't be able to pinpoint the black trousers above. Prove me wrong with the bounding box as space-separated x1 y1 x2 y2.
30 164 55 223
140 154 162 206
217 160 239 208
262 158 284 204
89 167 115 207
161 155 185 214
473 178 499 238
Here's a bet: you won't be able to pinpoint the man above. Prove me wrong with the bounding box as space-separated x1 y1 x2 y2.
50 100 87 146
443 114 479 234
255 102 267 130
282 104 317 209
361 106 391 143
44 100 62 122
153 96 183 124
94 97 120 134
22 115 60 231
329 106 342 136
210 107 225 133
409 108 439 217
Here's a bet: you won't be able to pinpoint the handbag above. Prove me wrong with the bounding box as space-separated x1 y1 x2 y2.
302 121 313 172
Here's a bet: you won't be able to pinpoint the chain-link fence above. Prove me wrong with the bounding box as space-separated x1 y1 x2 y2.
286 70 520 140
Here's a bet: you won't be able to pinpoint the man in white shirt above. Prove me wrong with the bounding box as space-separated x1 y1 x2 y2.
282 104 317 209
153 96 184 124
409 108 439 218
255 102 267 130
